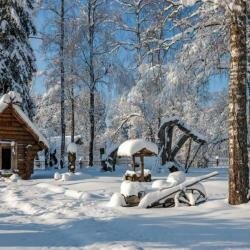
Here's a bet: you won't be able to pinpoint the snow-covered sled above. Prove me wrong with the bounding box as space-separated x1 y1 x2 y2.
109 171 218 208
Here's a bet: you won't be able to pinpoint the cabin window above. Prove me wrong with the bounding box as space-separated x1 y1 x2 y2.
2 148 11 170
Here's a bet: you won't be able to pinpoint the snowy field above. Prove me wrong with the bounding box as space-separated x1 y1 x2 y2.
0 166 250 250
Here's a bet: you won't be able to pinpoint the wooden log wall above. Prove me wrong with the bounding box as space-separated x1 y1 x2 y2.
0 106 43 179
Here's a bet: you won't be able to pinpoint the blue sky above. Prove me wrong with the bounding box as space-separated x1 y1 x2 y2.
31 12 47 94
31 11 229 96
208 74 228 92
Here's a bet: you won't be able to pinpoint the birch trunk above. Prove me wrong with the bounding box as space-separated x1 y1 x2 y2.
247 1 250 144
89 90 95 167
70 90 75 143
228 0 249 205
60 0 66 168
88 0 95 167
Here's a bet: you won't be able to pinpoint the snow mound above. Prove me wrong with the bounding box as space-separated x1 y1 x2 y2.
62 172 74 181
9 173 20 182
3 189 38 215
65 189 83 199
36 183 65 193
55 171 86 181
108 193 126 207
75 171 84 176
54 172 61 180
151 180 168 189
167 171 186 185
84 243 142 250
120 181 146 197
67 142 77 153
117 139 158 157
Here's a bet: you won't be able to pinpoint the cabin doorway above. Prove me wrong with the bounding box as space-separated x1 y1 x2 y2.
2 148 11 170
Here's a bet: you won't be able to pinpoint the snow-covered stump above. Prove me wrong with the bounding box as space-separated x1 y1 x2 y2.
67 143 77 173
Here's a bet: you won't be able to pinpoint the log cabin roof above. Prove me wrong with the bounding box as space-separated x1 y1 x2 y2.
0 92 49 148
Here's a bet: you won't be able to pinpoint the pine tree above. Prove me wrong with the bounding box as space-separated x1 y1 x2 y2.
0 0 36 115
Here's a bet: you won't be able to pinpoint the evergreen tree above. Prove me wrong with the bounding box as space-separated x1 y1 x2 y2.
0 0 36 114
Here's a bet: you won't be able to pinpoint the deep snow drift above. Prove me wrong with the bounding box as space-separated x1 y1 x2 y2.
0 166 249 250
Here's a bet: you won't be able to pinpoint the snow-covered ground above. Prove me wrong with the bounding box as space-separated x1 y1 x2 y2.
0 166 250 250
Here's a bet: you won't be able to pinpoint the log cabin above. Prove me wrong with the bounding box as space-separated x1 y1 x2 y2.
0 91 48 179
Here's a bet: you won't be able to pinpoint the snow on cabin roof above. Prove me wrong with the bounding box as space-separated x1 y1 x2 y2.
0 91 49 148
117 139 158 157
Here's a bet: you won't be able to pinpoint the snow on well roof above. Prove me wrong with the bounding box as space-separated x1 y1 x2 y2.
117 139 158 157
0 91 49 148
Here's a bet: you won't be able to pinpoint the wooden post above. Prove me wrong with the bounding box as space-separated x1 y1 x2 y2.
166 126 174 161
140 155 144 181
24 145 38 179
184 138 192 171
185 143 203 173
132 155 136 171
68 152 76 173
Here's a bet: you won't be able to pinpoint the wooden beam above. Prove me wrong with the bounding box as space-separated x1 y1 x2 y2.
170 134 190 160
166 126 174 161
184 138 192 170
140 155 144 181
132 155 136 171
185 143 204 173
